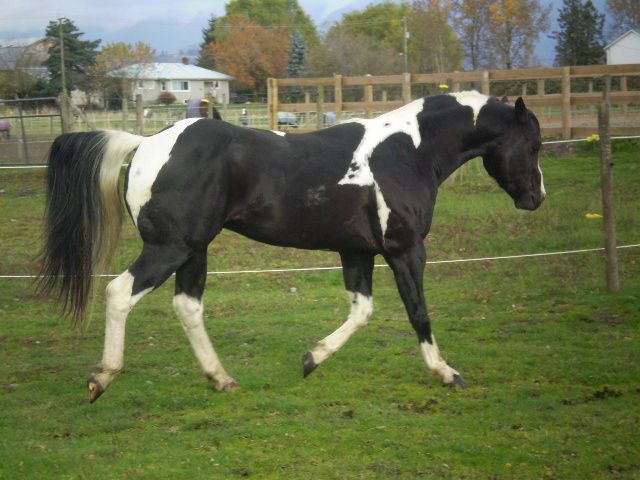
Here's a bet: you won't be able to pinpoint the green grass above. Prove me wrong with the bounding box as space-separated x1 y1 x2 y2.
0 145 639 479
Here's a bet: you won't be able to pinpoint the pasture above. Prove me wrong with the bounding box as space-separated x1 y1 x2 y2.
0 142 639 478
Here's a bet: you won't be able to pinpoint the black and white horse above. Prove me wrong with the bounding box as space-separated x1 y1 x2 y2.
39 92 545 402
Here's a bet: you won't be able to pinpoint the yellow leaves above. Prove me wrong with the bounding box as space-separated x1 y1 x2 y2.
585 213 603 219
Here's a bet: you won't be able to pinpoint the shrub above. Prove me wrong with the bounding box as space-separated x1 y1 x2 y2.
157 91 177 105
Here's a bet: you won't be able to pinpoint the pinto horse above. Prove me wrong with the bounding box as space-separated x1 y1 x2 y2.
39 92 545 402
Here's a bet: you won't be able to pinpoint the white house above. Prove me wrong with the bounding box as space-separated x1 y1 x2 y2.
605 29 640 65
111 62 234 104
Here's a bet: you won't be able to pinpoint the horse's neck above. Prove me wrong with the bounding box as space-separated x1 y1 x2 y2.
420 106 494 185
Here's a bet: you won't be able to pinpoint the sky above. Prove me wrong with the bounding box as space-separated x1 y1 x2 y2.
0 0 611 66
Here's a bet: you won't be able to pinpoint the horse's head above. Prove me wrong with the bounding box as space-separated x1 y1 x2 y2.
480 97 545 211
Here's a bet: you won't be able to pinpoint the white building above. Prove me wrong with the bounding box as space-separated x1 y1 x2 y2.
111 62 234 105
605 29 640 65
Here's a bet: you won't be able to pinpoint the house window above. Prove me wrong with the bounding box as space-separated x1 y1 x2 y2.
171 80 189 91
161 81 167 91
204 81 213 88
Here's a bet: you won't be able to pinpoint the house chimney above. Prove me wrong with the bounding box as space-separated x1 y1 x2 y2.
181 57 189 65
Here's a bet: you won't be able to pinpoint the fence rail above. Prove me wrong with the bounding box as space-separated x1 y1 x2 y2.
268 64 640 139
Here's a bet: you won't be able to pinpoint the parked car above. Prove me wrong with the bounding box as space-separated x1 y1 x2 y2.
230 93 249 104
277 112 298 127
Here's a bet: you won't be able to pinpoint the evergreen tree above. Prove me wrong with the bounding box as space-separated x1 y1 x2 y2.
287 33 307 77
197 15 217 70
552 0 605 66
43 18 100 94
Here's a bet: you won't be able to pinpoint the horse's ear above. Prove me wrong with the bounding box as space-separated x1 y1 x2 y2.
501 96 509 104
515 97 527 124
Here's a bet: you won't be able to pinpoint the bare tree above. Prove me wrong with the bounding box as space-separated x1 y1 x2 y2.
307 26 403 76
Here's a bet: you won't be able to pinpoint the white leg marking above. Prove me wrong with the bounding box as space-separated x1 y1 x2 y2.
173 293 235 389
126 118 203 226
97 271 152 386
419 335 460 384
448 91 490 126
310 292 373 365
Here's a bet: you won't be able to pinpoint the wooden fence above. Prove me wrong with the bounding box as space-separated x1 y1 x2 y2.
268 64 640 139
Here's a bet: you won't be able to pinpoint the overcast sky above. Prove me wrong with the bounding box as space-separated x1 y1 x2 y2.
0 0 610 65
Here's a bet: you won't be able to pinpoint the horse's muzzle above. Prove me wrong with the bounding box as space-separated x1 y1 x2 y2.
515 192 545 211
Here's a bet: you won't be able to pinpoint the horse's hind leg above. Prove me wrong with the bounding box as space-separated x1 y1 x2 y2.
385 242 466 387
303 251 374 377
173 248 238 391
88 243 191 403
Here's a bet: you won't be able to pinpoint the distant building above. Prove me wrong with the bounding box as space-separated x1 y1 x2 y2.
605 29 640 65
0 37 53 79
110 60 234 105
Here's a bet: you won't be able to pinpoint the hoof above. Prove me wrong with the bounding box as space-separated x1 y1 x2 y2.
87 376 105 403
216 380 240 392
302 352 317 378
450 373 468 388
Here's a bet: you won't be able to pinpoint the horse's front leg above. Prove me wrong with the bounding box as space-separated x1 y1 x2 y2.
384 242 466 387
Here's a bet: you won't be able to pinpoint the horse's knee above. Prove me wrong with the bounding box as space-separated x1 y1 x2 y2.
105 272 135 314
349 292 373 327
173 293 203 330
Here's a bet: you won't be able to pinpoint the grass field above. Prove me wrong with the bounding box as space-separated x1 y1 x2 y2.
0 141 639 479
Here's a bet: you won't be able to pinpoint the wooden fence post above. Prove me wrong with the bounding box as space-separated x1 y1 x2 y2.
334 74 343 123
620 76 628 114
316 85 325 129
16 99 29 163
268 78 278 130
365 74 373 118
481 71 490 96
561 66 571 140
122 95 129 132
136 94 144 135
598 76 619 292
402 72 411 104
59 92 73 134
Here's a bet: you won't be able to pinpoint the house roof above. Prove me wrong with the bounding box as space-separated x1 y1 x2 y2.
110 63 234 81
604 29 640 51
0 37 51 72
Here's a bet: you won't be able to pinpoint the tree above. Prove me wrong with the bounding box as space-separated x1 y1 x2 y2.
409 0 463 73
486 0 551 69
209 16 290 91
340 1 411 52
91 42 155 104
552 0 605 66
197 15 218 70
222 0 318 46
306 25 403 76
43 18 100 94
287 32 307 77
452 0 492 70
606 0 640 38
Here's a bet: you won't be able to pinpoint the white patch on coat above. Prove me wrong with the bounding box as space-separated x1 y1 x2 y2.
173 293 235 387
448 91 490 125
126 118 203 225
338 99 426 237
271 130 286 136
538 162 546 197
310 291 373 365
419 335 460 384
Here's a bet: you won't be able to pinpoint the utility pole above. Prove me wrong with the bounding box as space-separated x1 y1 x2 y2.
402 16 409 74
58 18 67 95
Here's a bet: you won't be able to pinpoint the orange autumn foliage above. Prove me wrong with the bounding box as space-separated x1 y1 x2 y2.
209 16 290 91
